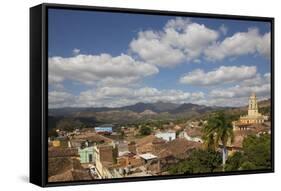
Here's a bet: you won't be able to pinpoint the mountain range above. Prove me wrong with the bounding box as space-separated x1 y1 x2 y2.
48 99 270 129
49 101 221 117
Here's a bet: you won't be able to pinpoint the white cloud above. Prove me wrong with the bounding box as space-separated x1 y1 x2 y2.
129 31 185 67
256 32 271 58
48 53 159 86
51 83 65 91
48 18 271 109
49 87 205 108
164 22 219 59
130 18 270 66
49 91 76 108
129 17 219 67
210 83 270 98
133 87 205 104
179 65 257 86
219 24 228 35
72 48 80 55
165 17 191 30
209 73 271 106
204 28 271 60
49 72 271 108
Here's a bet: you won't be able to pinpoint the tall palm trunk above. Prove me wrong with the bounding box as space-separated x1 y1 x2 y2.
222 145 228 171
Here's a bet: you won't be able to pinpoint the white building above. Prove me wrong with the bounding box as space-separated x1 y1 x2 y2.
139 153 157 162
155 131 176 142
180 131 203 143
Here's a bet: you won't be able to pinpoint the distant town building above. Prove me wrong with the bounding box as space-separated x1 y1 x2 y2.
179 127 203 143
173 125 182 131
117 142 129 157
70 132 113 148
136 135 165 154
48 147 93 182
234 93 268 130
78 146 95 163
93 144 114 177
139 153 157 163
52 140 61 147
121 126 137 137
128 141 137 154
155 131 176 142
117 152 144 168
95 124 113 135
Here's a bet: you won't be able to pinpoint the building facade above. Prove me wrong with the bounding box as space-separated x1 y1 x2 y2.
239 93 266 124
234 93 268 131
155 132 176 142
78 146 95 164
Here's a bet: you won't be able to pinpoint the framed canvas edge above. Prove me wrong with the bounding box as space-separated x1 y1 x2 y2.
30 3 275 188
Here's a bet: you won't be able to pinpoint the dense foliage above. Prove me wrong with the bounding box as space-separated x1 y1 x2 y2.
169 149 222 174
139 125 152 136
56 118 84 132
203 111 234 150
226 134 271 171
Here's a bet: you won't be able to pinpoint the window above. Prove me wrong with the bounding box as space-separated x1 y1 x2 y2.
89 154 93 162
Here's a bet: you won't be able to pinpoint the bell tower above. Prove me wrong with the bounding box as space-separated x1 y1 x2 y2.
248 92 259 116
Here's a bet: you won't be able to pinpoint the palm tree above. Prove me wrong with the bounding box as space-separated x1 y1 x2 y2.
203 111 234 171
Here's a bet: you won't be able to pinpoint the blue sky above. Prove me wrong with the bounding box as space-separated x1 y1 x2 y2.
48 8 271 108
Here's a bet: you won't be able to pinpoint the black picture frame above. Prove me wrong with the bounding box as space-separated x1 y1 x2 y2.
30 3 275 187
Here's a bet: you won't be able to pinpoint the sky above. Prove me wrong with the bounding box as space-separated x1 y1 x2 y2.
48 8 271 108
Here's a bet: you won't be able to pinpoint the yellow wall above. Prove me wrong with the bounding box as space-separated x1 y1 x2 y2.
52 140 61 147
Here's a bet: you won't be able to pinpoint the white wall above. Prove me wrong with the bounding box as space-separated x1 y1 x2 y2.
156 132 176 141
0 0 279 190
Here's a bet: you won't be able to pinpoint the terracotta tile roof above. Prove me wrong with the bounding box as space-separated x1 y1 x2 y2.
136 135 162 147
71 169 93 180
48 170 74 182
72 132 112 143
235 123 270 135
48 156 84 177
185 127 203 137
48 146 95 182
229 124 271 148
154 138 202 159
48 147 79 158
155 149 173 159
48 169 93 182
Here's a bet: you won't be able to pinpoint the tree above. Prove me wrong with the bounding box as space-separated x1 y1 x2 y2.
242 134 271 169
48 128 58 138
56 118 83 132
225 134 271 171
139 125 152 136
240 161 256 170
169 149 222 174
203 112 234 171
225 152 244 171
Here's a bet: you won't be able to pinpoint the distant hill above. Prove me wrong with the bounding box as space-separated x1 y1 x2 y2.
140 109 158 116
48 99 271 129
152 101 180 112
121 101 180 113
169 103 220 114
49 99 270 117
48 101 227 125
49 101 215 117
121 102 158 113
257 98 271 108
